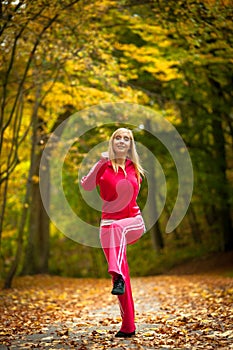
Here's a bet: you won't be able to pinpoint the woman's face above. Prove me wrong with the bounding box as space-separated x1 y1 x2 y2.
112 131 131 158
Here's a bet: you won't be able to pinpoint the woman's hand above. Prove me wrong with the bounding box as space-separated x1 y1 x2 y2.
101 151 109 160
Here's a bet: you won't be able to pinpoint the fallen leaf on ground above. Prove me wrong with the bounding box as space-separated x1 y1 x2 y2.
0 274 233 349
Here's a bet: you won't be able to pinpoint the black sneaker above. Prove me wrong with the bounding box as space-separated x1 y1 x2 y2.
111 276 125 295
115 330 135 338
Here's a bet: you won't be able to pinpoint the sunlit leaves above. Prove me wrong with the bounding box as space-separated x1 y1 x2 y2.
1 274 233 348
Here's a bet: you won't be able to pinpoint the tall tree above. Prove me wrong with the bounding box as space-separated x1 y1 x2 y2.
144 118 164 251
0 0 82 244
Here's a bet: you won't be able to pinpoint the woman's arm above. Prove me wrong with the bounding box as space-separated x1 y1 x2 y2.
80 158 107 191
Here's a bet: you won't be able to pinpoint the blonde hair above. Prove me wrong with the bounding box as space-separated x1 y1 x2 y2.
108 128 144 183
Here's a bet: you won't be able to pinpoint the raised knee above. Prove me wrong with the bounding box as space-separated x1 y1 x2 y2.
110 222 123 230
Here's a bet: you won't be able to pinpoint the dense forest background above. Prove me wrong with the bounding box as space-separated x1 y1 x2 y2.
0 0 232 288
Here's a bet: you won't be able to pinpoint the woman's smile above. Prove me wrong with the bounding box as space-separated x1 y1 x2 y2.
113 132 131 156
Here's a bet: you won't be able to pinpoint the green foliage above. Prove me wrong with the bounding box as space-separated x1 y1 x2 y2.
1 0 233 280
49 231 108 278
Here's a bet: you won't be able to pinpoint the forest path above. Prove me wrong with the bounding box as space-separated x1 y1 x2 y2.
1 274 233 349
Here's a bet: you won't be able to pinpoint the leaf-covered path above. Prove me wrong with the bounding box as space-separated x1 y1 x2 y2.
1 274 233 349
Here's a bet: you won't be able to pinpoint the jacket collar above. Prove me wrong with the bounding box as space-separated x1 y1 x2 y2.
107 158 132 168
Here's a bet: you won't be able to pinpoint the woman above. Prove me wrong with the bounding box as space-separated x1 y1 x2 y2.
81 127 146 338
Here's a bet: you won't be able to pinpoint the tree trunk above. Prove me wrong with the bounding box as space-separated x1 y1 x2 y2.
4 87 41 287
22 104 74 275
22 151 50 274
212 115 233 251
144 118 164 252
188 204 202 244
162 200 180 241
21 84 51 275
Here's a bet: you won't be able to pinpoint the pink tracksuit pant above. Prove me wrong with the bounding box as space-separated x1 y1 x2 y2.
100 215 145 333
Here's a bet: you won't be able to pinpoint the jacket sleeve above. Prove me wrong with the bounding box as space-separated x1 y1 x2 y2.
80 159 106 191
